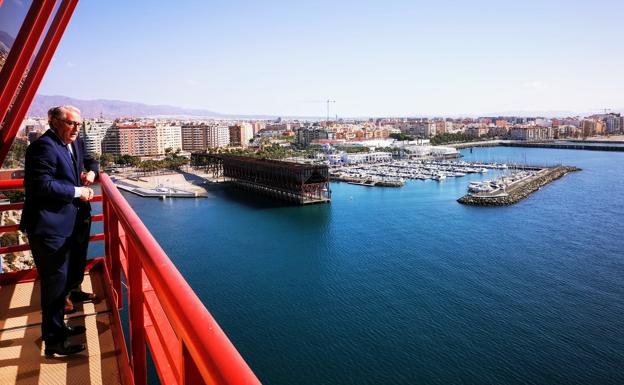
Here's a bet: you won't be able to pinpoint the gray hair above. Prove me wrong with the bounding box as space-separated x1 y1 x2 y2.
48 105 82 122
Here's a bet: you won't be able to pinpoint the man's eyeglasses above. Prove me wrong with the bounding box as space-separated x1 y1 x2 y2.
55 118 82 128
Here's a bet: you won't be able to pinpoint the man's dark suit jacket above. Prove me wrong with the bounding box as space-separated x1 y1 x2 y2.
20 128 99 238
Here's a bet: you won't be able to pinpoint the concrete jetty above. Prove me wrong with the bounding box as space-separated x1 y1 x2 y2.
457 166 580 206
502 142 624 152
111 172 211 198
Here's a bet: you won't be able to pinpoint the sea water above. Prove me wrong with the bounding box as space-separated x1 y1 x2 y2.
123 147 624 385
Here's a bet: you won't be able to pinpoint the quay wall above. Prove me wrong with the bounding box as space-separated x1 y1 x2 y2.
502 142 624 152
458 166 580 206
450 140 506 149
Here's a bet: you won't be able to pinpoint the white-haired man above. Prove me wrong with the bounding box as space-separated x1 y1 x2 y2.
20 105 99 356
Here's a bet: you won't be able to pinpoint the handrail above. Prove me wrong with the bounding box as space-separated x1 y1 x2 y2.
100 173 261 385
0 176 261 384
0 179 26 191
0 178 104 254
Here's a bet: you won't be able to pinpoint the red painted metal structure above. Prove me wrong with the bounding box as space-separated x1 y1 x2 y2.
0 0 80 166
0 1 262 384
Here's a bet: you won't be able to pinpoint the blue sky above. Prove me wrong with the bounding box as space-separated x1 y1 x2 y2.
3 0 623 117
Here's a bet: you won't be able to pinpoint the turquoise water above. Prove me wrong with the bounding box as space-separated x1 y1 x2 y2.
124 147 624 385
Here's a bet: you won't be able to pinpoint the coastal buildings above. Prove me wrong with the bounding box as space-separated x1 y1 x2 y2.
509 126 553 141
604 113 622 134
295 127 336 146
102 122 182 156
206 125 230 148
20 118 48 143
82 119 112 155
229 123 254 147
181 123 230 151
466 125 490 137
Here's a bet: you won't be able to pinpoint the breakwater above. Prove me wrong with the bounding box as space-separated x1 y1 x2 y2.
449 140 506 149
502 142 624 152
458 166 580 206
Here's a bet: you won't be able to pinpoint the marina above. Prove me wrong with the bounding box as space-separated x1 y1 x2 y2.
330 159 512 186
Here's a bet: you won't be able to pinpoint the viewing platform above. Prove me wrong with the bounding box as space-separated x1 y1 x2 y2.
0 260 125 385
0 176 262 385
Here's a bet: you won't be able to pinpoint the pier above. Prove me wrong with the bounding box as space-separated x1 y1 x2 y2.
502 142 624 152
198 155 331 204
457 166 580 206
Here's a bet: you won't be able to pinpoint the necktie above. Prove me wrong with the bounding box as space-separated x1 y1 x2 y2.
67 144 76 164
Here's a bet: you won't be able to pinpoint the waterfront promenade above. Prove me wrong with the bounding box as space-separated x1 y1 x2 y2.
111 169 221 198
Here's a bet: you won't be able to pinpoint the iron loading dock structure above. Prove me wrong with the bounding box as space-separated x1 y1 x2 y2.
193 154 331 204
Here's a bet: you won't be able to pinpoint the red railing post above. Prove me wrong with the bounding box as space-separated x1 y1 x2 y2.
103 194 112 273
103 193 123 308
128 242 147 385
181 342 207 385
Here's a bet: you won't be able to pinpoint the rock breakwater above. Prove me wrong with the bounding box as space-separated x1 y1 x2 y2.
458 166 580 206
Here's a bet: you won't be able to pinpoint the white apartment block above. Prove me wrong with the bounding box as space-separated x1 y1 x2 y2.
160 125 182 152
207 125 230 148
82 120 111 155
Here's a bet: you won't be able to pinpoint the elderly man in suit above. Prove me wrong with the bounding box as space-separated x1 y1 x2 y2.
20 105 99 356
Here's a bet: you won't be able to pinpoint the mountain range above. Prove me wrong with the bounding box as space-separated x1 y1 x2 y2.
29 95 322 120
30 95 245 119
26 95 621 120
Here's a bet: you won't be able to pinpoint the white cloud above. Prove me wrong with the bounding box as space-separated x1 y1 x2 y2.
66 61 76 67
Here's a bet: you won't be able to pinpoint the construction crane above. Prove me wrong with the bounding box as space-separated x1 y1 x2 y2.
326 99 335 122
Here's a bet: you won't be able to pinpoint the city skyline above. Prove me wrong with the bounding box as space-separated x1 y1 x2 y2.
2 0 623 117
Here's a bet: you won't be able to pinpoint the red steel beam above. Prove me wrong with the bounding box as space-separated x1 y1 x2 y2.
0 0 79 165
0 0 55 127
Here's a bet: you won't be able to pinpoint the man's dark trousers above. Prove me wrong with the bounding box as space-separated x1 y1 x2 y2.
67 210 91 294
28 234 72 343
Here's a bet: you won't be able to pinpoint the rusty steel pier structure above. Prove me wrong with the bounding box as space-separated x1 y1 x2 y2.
196 154 331 204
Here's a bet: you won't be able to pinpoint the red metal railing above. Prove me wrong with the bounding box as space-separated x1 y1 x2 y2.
0 177 262 385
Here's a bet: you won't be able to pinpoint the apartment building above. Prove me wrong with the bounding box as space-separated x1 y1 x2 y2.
295 127 336 146
509 126 553 140
102 123 182 156
228 123 254 147
181 124 229 151
82 120 111 155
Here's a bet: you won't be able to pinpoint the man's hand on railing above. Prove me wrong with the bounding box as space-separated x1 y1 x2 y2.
81 171 96 185
78 186 95 201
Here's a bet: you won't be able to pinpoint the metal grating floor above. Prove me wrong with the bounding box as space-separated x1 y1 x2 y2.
0 270 123 385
